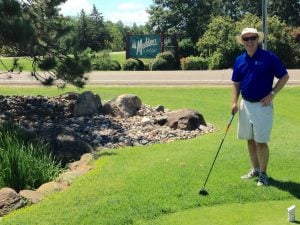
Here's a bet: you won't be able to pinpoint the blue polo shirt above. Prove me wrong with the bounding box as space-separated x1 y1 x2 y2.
232 48 287 101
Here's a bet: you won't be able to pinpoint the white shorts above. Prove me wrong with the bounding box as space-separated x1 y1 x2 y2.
238 99 273 143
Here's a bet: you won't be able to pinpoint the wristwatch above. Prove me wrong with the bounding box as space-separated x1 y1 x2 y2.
270 90 276 96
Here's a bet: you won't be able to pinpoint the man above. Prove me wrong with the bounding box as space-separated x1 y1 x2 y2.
231 27 289 186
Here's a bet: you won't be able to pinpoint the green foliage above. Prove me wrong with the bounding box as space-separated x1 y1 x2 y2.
0 123 63 192
178 38 197 58
207 52 223 70
38 56 57 71
55 53 92 88
151 51 177 70
0 0 36 47
91 50 112 71
0 0 92 87
76 6 111 52
156 51 175 64
109 60 121 71
197 16 238 69
268 0 300 26
105 21 124 52
147 0 213 42
265 16 300 68
150 57 168 71
180 56 208 70
123 58 141 71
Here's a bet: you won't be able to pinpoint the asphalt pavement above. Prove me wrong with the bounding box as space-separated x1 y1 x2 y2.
0 69 299 86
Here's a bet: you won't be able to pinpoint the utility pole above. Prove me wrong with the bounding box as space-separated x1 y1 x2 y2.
262 0 268 49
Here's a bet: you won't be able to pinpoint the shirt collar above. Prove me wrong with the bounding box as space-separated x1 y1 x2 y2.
245 47 262 60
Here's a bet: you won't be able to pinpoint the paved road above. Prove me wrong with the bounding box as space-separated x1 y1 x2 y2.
0 69 299 86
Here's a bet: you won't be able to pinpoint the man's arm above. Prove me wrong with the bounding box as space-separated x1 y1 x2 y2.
273 73 289 94
261 73 289 105
231 82 240 114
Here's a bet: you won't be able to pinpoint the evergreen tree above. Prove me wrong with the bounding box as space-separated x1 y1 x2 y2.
0 0 91 87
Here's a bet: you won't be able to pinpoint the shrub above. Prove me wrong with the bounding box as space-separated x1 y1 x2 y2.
151 51 177 70
150 58 168 71
180 56 208 70
135 58 145 70
0 123 63 192
208 51 231 70
123 58 140 71
91 51 112 71
110 60 121 71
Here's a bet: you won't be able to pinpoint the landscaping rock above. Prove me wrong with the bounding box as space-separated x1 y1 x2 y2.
73 91 102 116
0 188 24 217
102 94 142 117
37 181 67 196
39 126 94 165
19 190 44 204
0 92 215 165
166 109 206 130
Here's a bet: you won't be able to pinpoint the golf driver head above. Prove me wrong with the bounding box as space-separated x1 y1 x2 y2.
199 188 209 196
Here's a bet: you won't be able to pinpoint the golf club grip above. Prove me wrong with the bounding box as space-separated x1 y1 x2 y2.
200 113 235 189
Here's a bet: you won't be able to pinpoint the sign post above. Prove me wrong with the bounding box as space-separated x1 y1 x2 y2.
262 0 268 50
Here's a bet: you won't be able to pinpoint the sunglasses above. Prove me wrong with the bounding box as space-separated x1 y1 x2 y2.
242 36 258 42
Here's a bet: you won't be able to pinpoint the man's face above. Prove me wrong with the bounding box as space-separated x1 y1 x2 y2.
242 33 259 51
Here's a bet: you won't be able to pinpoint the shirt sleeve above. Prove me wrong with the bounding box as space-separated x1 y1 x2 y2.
269 51 288 78
231 59 241 82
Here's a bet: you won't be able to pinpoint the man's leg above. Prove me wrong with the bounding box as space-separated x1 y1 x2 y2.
256 142 269 173
248 139 260 169
241 139 260 179
256 142 269 186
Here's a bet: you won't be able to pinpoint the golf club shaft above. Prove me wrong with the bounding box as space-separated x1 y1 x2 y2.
201 113 235 189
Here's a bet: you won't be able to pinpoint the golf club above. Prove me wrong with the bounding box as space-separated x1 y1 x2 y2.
199 112 235 196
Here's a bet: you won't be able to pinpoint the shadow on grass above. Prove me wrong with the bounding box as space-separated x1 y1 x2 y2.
96 151 118 158
269 177 300 199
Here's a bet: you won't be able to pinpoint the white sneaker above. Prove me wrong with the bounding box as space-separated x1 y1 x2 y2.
241 168 260 179
257 173 269 186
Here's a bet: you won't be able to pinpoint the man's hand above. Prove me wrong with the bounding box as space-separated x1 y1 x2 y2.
260 93 274 106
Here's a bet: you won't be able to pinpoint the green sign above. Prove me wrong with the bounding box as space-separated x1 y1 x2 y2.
128 34 161 58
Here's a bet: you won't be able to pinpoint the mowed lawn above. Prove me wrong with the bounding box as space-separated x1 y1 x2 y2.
0 86 299 225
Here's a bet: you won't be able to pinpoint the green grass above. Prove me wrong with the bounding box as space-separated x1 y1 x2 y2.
0 57 33 72
0 86 299 225
0 52 152 72
0 52 127 72
110 51 126 66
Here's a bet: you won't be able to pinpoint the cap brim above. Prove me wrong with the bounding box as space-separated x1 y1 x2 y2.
236 32 264 45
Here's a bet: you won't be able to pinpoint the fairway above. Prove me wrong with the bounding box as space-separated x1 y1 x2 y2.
150 200 300 225
0 86 299 225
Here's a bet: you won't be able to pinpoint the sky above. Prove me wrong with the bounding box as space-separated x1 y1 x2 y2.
59 0 152 26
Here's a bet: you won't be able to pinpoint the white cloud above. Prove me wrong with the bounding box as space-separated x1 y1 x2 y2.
108 2 149 26
59 0 93 16
118 2 144 10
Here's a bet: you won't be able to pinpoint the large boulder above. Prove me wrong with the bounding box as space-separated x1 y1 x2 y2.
73 91 102 116
102 94 142 118
39 126 94 165
0 188 24 217
166 109 206 130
